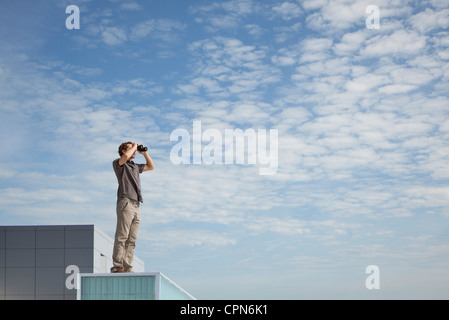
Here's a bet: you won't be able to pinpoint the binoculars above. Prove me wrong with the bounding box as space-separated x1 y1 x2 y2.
137 145 148 152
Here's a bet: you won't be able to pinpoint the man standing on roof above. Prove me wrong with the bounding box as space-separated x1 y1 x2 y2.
111 141 155 273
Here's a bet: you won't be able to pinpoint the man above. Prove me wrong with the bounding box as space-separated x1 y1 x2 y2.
111 141 155 273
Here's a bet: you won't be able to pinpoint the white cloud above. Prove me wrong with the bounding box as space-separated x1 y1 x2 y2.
360 30 427 57
300 38 333 61
129 20 156 39
101 26 127 46
120 2 142 11
191 0 258 31
141 228 237 251
304 0 368 31
271 54 296 66
184 37 280 100
333 30 367 56
272 2 302 20
378 84 417 94
246 216 310 235
408 8 449 33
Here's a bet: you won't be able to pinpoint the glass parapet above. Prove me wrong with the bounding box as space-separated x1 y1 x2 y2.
78 272 195 300
160 274 194 300
81 274 156 300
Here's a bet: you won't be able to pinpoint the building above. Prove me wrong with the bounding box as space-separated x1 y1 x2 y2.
0 225 144 300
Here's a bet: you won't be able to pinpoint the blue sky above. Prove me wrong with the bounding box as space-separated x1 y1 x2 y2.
1 0 449 299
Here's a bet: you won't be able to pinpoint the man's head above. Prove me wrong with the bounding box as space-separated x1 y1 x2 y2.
118 141 135 159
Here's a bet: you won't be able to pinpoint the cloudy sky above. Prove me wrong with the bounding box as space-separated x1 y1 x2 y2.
1 0 449 299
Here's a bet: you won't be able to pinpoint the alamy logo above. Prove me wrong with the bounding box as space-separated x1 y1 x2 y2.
65 5 80 30
170 120 278 175
65 265 80 290
366 5 380 29
365 265 380 290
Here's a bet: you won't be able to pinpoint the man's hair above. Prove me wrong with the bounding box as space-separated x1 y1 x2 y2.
118 141 133 156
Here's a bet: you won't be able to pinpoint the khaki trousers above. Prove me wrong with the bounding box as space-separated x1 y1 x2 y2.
112 198 140 271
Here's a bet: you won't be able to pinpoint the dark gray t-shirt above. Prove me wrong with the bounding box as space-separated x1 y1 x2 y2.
113 159 145 203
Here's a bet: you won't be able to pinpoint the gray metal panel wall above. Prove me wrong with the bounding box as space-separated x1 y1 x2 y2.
0 225 95 300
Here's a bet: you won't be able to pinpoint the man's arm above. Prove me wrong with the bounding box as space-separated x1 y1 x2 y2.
140 150 155 172
118 142 138 166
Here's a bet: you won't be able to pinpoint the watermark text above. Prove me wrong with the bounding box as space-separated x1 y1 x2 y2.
366 5 380 29
365 265 380 289
66 5 80 30
65 265 80 290
170 121 278 175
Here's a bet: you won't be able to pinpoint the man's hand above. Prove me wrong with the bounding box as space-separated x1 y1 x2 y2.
142 148 155 172
118 142 138 166
137 143 146 154
118 141 154 171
